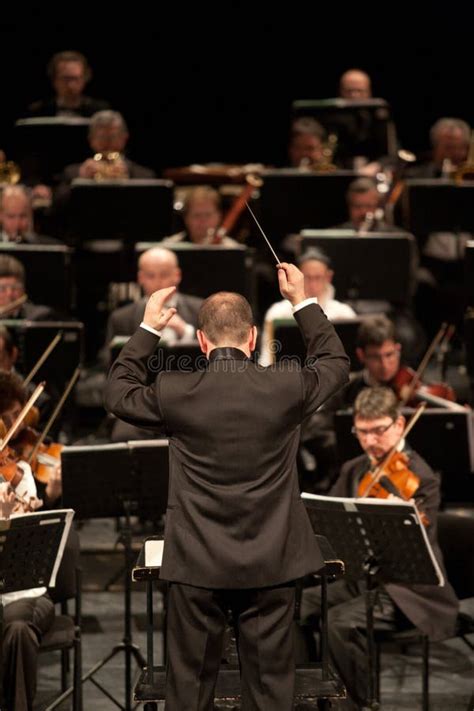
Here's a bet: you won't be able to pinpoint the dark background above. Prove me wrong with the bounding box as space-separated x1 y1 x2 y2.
1 11 473 175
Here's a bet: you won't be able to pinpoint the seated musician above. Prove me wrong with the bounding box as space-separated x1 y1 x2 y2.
0 371 62 711
0 255 57 320
338 68 372 100
335 315 448 409
25 49 110 119
297 386 459 710
0 185 61 245
287 116 326 169
161 186 239 246
103 247 203 442
259 247 356 367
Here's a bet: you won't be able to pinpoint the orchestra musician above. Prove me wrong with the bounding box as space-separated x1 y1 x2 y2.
105 262 350 710
161 186 239 246
0 255 57 320
297 386 459 711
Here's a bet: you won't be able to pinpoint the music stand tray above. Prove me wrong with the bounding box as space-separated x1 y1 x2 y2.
300 230 415 304
135 242 256 305
69 179 174 242
271 317 363 371
291 98 396 163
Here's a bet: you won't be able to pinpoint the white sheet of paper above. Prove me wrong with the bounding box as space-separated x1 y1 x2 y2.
145 539 164 567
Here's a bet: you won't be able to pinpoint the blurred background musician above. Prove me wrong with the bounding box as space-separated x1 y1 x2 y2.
0 185 61 244
338 68 372 100
0 255 56 321
162 186 239 246
25 50 111 119
287 116 327 169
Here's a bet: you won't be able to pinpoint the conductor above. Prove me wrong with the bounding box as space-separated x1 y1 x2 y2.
105 262 350 710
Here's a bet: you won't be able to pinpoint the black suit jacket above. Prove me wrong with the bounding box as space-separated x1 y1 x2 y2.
105 303 350 589
332 449 459 640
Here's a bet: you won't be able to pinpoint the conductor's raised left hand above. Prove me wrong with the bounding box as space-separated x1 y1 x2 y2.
143 286 178 332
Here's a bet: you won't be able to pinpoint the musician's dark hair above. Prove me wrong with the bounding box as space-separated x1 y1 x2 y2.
356 315 397 350
354 386 400 421
198 291 253 345
0 255 25 284
297 247 332 269
290 116 326 143
346 177 378 201
0 326 16 357
0 371 26 412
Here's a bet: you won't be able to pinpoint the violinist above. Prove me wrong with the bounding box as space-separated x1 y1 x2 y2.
0 371 61 505
0 255 56 320
297 387 459 711
161 186 239 246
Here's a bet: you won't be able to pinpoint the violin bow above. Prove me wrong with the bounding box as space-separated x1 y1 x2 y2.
24 331 63 387
400 323 450 405
27 367 81 464
0 293 27 317
358 401 427 498
0 382 45 451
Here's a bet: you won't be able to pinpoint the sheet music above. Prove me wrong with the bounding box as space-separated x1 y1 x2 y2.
145 538 164 567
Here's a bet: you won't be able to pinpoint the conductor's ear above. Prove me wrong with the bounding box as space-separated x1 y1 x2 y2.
197 329 207 355
249 326 258 353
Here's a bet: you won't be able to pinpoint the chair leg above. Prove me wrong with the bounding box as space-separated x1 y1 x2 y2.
422 635 429 711
375 642 381 702
61 648 69 691
73 633 83 711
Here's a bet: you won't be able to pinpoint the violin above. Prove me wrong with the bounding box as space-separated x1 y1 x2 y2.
392 323 463 410
12 426 63 485
357 403 430 526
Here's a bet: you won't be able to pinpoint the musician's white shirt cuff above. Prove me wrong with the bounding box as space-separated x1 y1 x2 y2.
140 322 162 337
293 297 318 313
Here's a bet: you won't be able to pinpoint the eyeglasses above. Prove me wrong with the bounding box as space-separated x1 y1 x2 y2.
0 283 23 294
351 421 395 438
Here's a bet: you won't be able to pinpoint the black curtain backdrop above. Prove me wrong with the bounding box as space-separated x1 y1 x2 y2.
1 10 472 176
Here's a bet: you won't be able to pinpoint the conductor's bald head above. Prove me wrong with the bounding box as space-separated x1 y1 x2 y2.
197 292 256 357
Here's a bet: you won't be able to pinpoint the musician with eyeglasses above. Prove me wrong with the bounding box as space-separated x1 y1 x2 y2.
296 386 458 711
0 255 56 320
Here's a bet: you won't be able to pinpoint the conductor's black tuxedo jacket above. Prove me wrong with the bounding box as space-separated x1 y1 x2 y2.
105 302 350 589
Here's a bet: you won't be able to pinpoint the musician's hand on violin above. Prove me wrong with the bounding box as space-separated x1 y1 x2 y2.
277 263 306 306
45 463 62 504
143 287 177 332
0 482 16 520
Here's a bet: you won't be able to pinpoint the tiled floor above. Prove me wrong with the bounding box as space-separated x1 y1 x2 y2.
34 519 474 710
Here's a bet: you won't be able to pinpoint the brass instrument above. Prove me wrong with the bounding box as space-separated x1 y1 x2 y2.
454 130 474 183
299 133 338 172
0 152 21 185
92 152 128 181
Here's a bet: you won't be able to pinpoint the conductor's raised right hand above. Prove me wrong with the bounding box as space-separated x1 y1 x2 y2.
143 286 178 332
277 263 306 306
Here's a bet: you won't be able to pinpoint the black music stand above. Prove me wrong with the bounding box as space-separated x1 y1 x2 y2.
68 179 174 242
465 242 474 308
270 317 363 371
302 493 443 709
0 509 74 706
134 242 256 303
13 117 90 184
61 440 169 711
300 230 415 305
258 169 357 242
291 98 397 165
0 243 74 313
401 180 474 242
2 320 84 391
